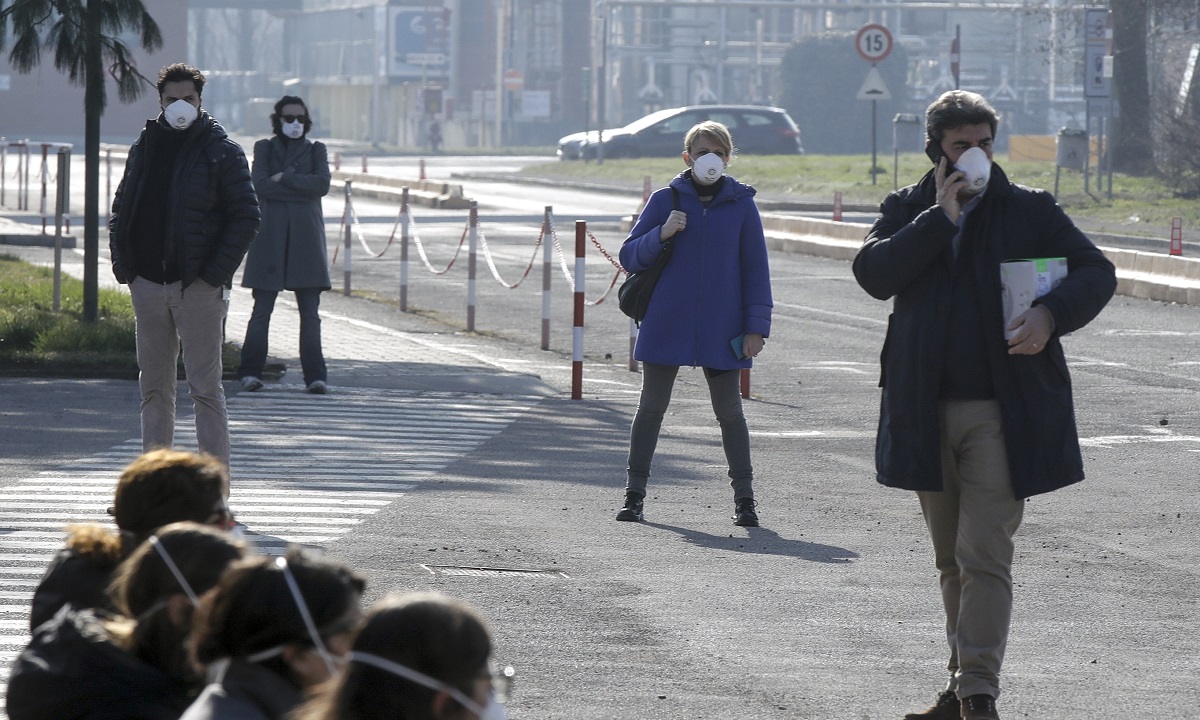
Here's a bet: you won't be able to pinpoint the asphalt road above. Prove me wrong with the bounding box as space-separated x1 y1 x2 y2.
1 167 1198 718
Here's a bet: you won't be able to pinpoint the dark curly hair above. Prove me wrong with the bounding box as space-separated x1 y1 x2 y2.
271 95 313 138
156 63 206 97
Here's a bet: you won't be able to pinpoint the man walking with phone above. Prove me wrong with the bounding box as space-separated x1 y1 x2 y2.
852 90 1116 720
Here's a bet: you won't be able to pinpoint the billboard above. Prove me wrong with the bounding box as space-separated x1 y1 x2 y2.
388 7 451 78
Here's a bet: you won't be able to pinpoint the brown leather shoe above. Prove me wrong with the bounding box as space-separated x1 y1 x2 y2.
960 694 1000 720
902 690 959 720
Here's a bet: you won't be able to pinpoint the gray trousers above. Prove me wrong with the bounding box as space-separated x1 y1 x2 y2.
129 277 231 470
918 399 1025 700
625 362 754 500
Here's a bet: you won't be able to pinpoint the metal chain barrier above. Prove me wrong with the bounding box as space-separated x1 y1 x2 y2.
475 223 543 289
411 214 471 275
546 212 625 306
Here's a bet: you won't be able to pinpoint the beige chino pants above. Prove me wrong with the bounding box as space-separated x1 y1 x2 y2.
917 399 1025 700
129 277 231 470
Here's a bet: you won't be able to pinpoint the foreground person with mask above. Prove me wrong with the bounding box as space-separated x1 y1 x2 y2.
6 523 248 719
615 120 773 527
852 90 1116 720
236 96 333 395
181 549 365 720
109 63 260 474
29 449 234 632
295 592 513 720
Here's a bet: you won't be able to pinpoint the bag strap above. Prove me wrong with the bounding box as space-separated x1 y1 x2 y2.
660 186 680 251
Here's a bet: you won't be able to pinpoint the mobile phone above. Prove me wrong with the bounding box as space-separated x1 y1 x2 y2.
924 140 944 165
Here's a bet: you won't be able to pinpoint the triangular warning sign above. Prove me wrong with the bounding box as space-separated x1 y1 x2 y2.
857 66 892 100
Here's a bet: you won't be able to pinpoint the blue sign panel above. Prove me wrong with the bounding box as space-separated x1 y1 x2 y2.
388 7 451 77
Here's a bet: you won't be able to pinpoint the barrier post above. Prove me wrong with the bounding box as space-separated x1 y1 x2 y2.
740 368 750 399
419 158 426 181
334 152 341 172
572 220 586 400
541 206 553 350
361 154 368 174
1 138 6 206
39 143 50 232
400 187 410 311
20 141 31 211
629 318 638 372
833 191 843 222
58 145 71 234
1169 217 1183 256
467 201 478 331
52 149 69 312
342 180 353 296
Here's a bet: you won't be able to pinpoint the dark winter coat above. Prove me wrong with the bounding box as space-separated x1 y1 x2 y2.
240 136 332 291
109 112 260 289
619 173 772 370
6 607 194 720
179 660 302 720
852 163 1117 500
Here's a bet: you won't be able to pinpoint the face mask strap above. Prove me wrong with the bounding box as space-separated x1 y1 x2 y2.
148 535 199 605
346 651 485 716
275 556 339 677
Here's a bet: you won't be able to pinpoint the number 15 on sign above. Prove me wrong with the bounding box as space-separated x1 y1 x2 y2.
856 24 893 63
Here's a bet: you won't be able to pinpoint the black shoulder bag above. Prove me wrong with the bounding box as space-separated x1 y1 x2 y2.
618 187 680 323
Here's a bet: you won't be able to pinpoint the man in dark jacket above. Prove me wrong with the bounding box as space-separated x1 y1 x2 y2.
853 91 1116 720
110 63 260 473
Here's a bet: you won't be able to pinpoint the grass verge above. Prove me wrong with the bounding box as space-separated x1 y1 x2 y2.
0 254 242 379
519 152 1197 237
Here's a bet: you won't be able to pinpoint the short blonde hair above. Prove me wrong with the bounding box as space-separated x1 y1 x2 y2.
683 121 735 159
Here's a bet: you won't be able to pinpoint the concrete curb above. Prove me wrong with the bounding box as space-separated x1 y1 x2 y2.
756 213 1199 306
331 171 471 209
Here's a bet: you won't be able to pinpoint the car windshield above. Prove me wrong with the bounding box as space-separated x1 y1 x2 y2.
622 107 683 133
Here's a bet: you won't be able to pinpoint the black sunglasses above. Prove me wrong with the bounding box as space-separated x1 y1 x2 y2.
281 114 308 124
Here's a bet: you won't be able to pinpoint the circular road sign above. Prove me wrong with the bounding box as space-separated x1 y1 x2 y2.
856 23 894 63
502 68 524 92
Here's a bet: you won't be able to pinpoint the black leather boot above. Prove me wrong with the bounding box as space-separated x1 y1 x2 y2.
733 497 759 527
615 492 644 522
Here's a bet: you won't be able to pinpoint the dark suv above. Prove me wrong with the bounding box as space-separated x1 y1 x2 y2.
557 105 802 160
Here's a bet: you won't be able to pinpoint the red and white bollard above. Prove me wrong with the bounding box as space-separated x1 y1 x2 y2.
540 206 553 350
833 191 843 222
1170 217 1183 256
334 152 342 172
399 188 411 312
361 154 368 174
419 158 426 181
571 220 586 400
467 201 478 331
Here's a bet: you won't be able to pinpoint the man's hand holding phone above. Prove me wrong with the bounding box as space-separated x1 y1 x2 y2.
928 141 967 224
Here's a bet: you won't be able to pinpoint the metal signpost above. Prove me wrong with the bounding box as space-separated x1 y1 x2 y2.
855 23 893 185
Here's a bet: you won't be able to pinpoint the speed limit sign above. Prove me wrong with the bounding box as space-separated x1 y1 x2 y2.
856 23 894 63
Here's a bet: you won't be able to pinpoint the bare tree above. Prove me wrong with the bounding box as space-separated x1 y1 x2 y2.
0 0 162 321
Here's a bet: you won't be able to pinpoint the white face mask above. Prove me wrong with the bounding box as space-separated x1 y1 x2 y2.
282 120 305 140
954 146 991 194
163 99 198 130
690 152 725 185
346 652 510 720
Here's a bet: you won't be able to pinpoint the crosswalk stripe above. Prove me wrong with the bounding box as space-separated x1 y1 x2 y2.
0 387 538 700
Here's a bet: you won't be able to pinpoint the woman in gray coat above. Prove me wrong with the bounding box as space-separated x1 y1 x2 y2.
238 96 332 394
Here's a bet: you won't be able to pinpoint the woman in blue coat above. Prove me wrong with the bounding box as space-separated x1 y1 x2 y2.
237 96 332 395
616 121 773 527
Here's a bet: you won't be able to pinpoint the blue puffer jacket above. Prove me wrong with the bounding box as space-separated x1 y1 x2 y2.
619 172 772 370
